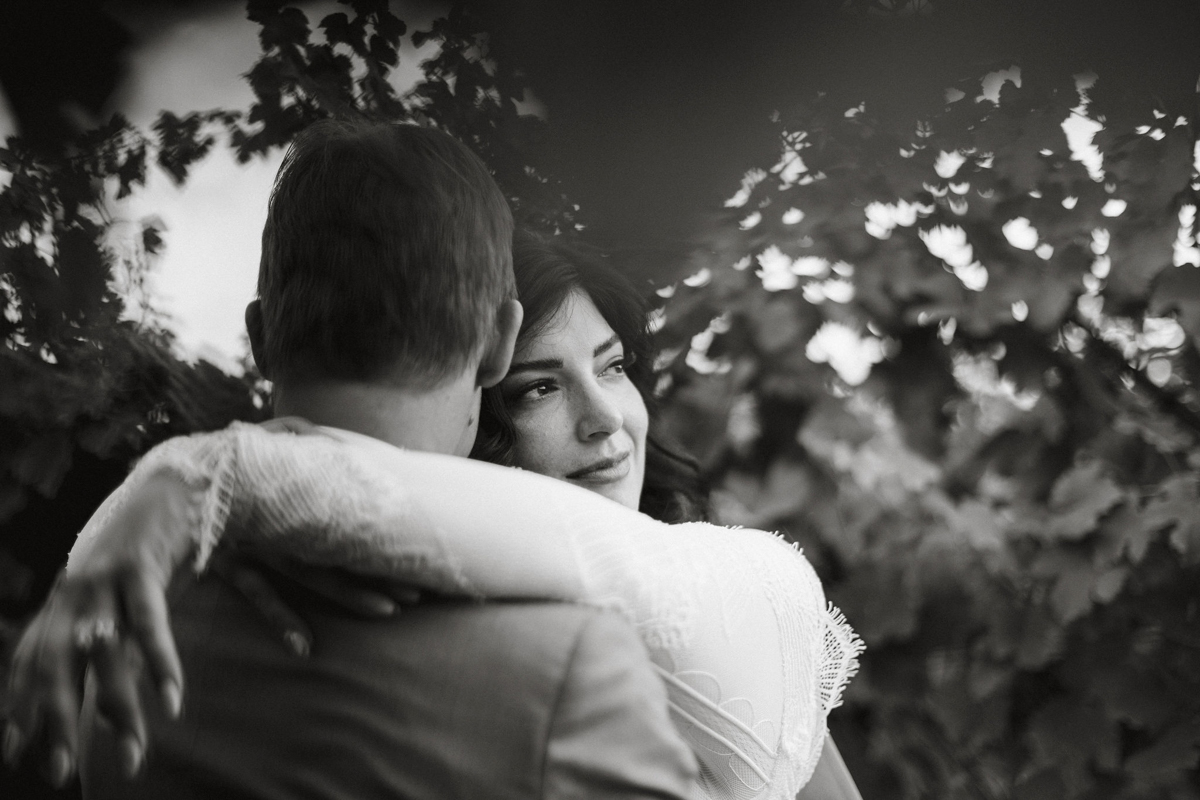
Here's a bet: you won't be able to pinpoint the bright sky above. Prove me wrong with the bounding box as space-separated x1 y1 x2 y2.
110 2 284 370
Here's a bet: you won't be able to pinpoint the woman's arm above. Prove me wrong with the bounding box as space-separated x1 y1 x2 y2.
5 422 586 783
5 468 197 786
3 424 418 783
15 422 862 798
796 740 864 800
214 424 864 797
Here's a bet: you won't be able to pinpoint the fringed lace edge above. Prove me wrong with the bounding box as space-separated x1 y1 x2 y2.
67 430 237 576
191 438 238 572
819 601 866 715
125 431 239 574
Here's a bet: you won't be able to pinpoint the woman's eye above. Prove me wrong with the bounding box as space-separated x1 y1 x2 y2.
602 357 629 377
512 379 557 402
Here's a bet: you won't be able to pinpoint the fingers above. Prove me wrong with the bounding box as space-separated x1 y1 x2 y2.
5 576 158 788
4 475 201 787
382 584 422 606
259 416 321 436
212 552 313 657
5 619 49 770
5 584 87 786
257 418 295 435
89 638 146 778
269 560 398 619
38 660 81 787
119 569 183 718
3 720 24 768
42 589 127 787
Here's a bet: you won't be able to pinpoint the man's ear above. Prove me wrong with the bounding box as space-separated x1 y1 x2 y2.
245 300 273 380
476 299 523 388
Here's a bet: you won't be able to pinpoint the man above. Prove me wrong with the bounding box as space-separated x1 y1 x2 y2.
5 119 698 799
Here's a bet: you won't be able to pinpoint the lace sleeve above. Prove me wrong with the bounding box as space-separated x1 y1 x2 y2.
226 426 863 798
66 431 238 575
65 423 862 799
557 512 863 800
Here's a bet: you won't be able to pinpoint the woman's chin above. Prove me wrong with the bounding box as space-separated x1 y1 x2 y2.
573 477 641 510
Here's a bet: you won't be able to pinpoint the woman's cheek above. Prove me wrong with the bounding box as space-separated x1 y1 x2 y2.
621 383 650 450
510 404 566 476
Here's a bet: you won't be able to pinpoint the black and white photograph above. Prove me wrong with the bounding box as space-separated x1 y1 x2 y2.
1 1 1198 798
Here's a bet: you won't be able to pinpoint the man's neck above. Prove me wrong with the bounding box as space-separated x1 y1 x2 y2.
271 372 479 456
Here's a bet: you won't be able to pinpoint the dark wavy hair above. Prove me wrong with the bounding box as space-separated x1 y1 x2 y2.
470 231 708 523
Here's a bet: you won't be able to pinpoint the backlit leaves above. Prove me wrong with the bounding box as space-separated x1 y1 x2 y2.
1041 461 1127 541
654 61 1200 800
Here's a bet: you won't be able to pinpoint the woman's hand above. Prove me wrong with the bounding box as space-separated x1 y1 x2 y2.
258 415 322 436
4 470 195 786
211 547 422 658
251 417 423 651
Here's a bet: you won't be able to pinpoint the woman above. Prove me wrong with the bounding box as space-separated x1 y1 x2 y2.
36 234 863 799
471 232 709 524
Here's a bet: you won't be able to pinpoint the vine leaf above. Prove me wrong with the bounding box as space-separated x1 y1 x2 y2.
1149 266 1200 348
1139 475 1200 563
1015 605 1065 669
1040 461 1126 541
1048 553 1097 623
1096 501 1155 564
1027 697 1120 784
1092 665 1174 730
1125 717 1200 783
831 558 920 645
1106 219 1180 301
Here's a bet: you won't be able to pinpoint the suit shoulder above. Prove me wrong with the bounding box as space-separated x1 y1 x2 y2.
431 601 642 682
462 600 624 643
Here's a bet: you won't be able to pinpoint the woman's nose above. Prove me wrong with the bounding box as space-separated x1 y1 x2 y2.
576 383 623 440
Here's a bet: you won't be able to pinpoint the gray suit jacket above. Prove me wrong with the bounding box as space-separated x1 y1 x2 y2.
81 570 698 800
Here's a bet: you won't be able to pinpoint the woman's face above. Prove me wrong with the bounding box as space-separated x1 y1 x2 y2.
500 290 648 509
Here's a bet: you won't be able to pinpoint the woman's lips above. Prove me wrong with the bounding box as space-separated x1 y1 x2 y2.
566 452 632 484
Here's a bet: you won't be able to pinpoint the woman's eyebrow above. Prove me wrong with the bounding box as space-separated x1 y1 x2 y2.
508 335 621 375
506 357 562 375
593 334 621 357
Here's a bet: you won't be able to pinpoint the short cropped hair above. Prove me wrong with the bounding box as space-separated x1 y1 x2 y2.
257 119 514 385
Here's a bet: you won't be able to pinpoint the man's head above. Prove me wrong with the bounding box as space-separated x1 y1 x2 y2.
248 118 516 389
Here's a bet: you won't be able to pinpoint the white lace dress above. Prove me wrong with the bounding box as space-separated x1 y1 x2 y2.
69 423 863 800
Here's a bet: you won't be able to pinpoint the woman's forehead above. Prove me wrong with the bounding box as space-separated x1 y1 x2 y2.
516 290 617 357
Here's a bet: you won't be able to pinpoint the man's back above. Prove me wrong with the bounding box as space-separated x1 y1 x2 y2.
81 570 697 800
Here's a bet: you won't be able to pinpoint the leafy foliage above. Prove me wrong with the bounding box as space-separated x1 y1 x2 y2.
647 71 1200 798
0 91 269 789
0 118 267 524
407 6 576 234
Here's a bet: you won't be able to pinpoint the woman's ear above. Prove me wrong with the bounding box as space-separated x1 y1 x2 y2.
477 299 523 388
245 300 274 380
